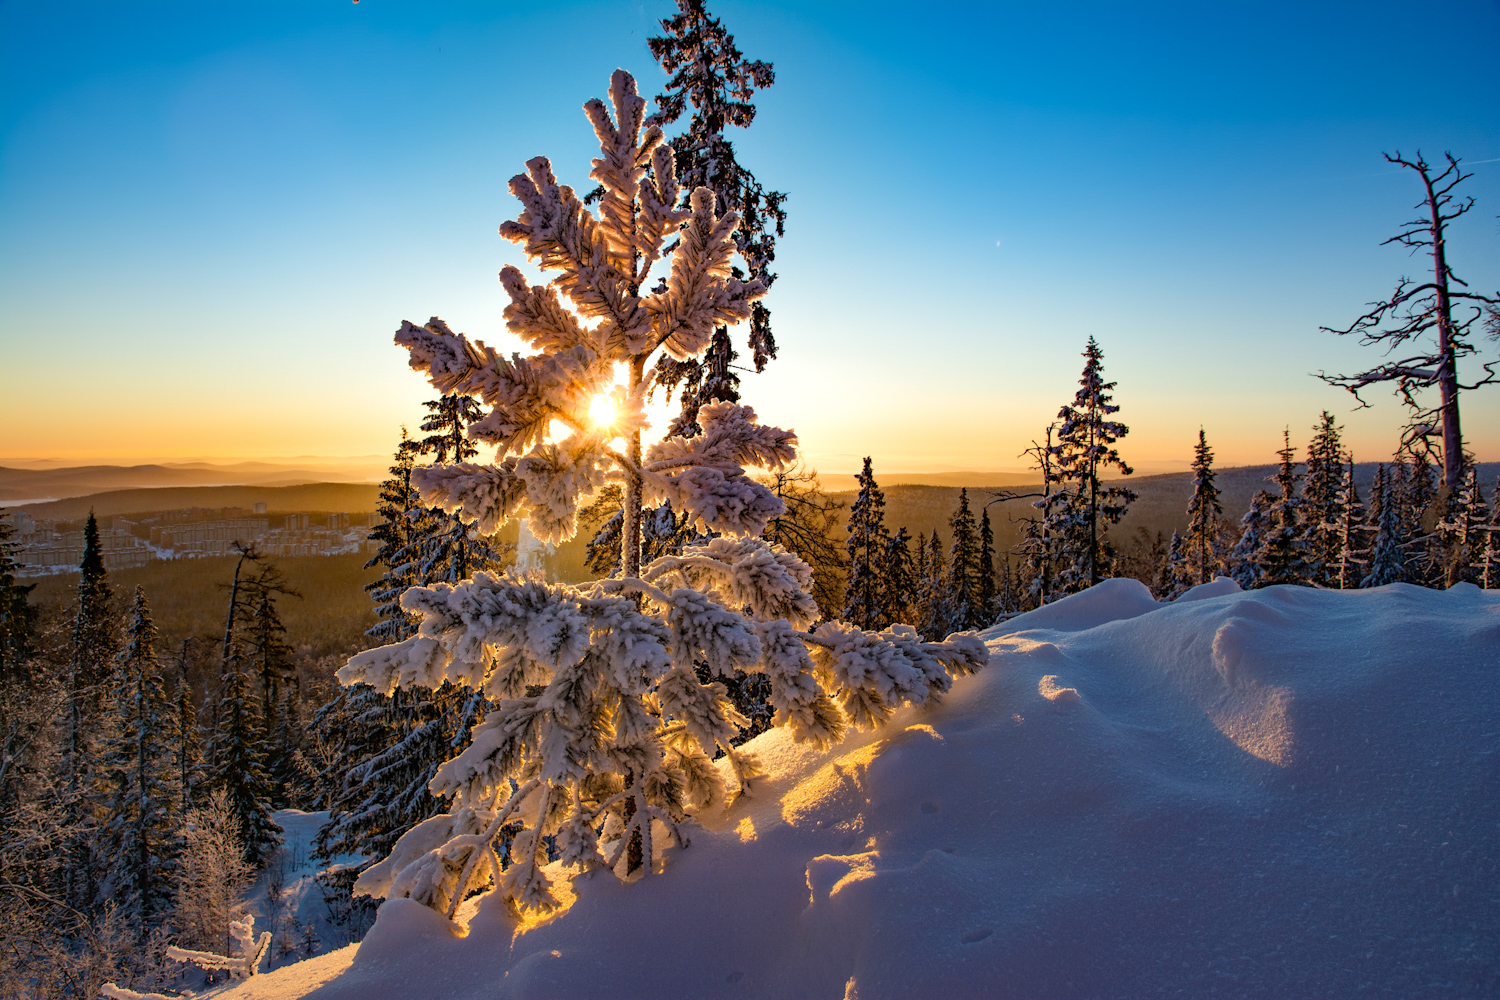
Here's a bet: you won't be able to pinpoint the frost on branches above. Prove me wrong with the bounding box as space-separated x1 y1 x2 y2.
337 70 987 923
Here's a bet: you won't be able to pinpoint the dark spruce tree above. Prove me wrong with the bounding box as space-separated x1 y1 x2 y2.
63 510 119 911
0 514 36 683
316 415 505 865
1259 430 1308 586
1046 339 1137 593
100 587 180 930
881 527 918 628
173 640 205 821
364 431 424 644
207 639 282 867
944 490 982 632
1333 458 1368 590
918 532 947 640
1184 429 1223 587
414 396 507 584
645 0 788 433
977 507 997 622
210 548 283 866
245 566 299 743
1302 412 1345 586
841 457 889 630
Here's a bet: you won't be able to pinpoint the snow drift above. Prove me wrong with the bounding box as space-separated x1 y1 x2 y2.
232 580 1499 998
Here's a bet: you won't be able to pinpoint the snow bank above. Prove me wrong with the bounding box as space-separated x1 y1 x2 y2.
231 582 1500 999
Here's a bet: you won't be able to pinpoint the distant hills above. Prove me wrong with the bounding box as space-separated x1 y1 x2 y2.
0 459 385 504
11 483 383 521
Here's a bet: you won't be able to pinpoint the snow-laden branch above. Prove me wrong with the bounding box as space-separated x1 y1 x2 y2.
164 914 269 979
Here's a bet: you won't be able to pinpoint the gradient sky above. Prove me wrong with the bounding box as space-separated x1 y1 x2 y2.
2 1 1498 475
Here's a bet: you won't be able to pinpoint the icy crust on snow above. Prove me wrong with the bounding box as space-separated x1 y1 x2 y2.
252 582 1497 999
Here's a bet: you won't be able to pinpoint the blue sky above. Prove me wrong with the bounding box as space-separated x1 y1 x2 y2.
2 0 1498 474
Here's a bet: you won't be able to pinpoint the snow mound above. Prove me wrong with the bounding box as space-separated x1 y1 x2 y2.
980 576 1161 637
238 583 1500 999
1174 575 1242 602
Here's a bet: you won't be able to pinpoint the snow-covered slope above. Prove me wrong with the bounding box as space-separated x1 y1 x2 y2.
230 580 1500 999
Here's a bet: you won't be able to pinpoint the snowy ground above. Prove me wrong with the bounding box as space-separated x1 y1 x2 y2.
224 580 1499 999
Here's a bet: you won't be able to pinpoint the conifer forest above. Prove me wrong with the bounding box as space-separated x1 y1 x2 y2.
1 2 1498 998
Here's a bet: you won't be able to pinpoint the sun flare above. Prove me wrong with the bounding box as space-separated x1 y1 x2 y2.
589 393 619 430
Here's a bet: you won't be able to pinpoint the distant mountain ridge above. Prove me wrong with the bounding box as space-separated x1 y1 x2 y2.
0 460 385 503
8 483 383 520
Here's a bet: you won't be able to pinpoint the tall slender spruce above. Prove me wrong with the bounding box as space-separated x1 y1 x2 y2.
1047 339 1136 592
1184 429 1223 586
842 457 889 630
100 588 180 928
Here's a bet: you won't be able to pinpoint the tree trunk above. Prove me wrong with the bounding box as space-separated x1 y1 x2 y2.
622 357 646 578
1425 175 1464 489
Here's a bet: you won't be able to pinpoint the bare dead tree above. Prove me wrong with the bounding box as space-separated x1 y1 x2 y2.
988 425 1062 610
1317 152 1500 488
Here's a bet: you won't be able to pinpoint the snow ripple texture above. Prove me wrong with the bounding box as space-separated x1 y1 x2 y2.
230 580 1500 999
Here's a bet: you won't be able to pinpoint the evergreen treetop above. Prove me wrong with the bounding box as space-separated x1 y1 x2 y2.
646 0 787 431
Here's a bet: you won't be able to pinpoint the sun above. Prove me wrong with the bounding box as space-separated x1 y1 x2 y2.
588 393 619 430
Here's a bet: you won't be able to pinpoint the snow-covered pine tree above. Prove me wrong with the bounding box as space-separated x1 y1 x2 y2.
645 0 787 433
1481 475 1500 589
1046 338 1137 593
977 506 996 622
1183 429 1223 587
1302 412 1345 586
841 457 889 630
1436 465 1487 586
944 490 983 632
880 526 917 628
0 514 36 683
1230 491 1272 590
1258 430 1308 586
917 532 948 639
100 588 180 930
1156 532 1191 599
1403 450 1440 585
338 71 985 920
1363 464 1407 587
1333 458 1368 590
